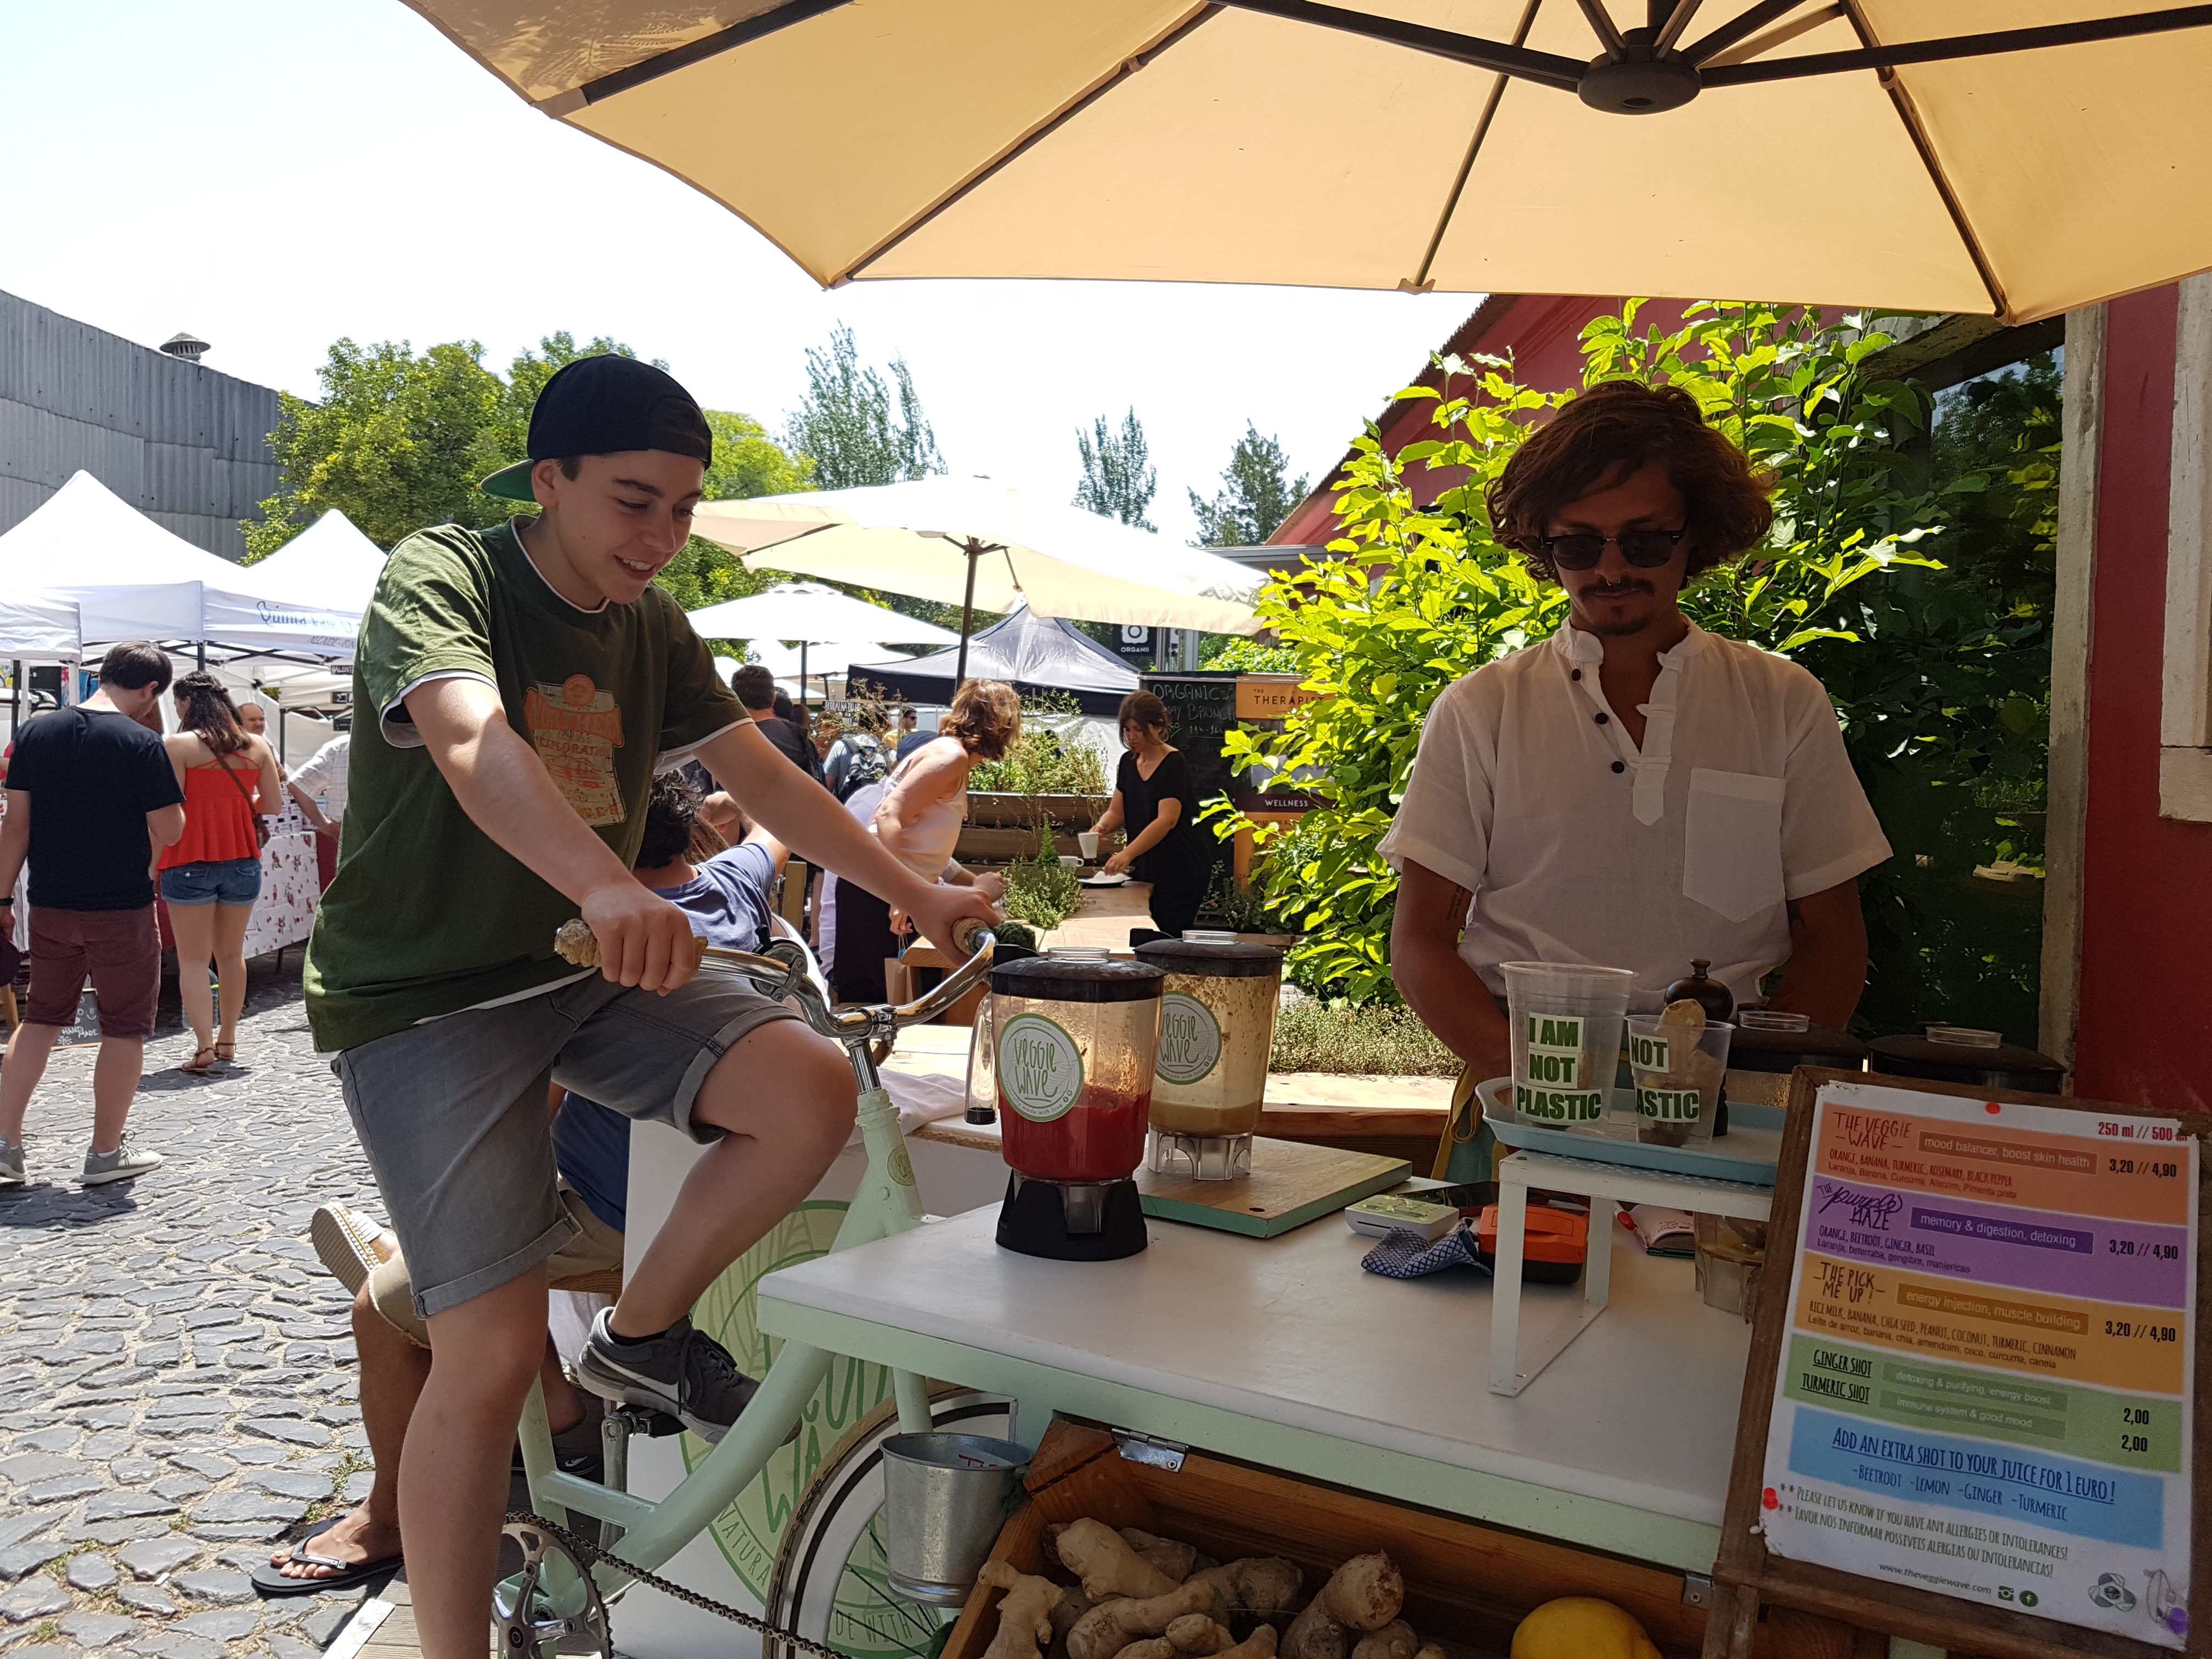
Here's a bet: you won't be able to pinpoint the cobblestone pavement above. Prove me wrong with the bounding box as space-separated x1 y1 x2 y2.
0 960 385 1659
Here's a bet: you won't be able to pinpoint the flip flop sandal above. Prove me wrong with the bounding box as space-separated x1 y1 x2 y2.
180 1047 219 1075
251 1517 401 1598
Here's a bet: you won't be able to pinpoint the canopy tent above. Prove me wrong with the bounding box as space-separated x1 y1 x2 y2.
0 593 81 663
847 605 1138 718
245 510 389 616
0 473 358 657
405 1 2212 326
692 476 1262 684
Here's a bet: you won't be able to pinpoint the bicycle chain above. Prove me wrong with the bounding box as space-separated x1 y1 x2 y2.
505 1510 865 1659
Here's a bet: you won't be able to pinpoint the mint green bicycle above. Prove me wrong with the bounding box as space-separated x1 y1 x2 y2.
497 918 1003 1659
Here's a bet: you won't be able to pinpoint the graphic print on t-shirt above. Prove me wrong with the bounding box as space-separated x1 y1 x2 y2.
523 673 626 825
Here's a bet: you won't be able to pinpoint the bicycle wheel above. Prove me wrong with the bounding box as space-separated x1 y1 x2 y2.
762 1389 1015 1659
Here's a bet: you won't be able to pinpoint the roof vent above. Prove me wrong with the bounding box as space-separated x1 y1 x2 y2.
160 331 210 363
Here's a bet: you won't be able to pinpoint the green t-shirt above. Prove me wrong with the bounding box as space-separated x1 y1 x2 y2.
304 520 745 1051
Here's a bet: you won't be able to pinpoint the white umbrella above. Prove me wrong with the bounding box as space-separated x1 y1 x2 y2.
246 510 390 616
686 581 957 708
691 476 1263 683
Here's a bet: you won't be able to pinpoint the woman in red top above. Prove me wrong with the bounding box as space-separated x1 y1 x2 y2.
160 674 281 1073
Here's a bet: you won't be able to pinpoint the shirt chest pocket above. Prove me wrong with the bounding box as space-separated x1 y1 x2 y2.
1682 768 1786 922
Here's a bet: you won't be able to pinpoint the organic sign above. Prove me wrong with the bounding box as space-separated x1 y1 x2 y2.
1753 1081 2197 1649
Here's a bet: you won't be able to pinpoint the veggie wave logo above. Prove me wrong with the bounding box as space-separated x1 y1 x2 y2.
997 1014 1083 1122
1154 993 1221 1085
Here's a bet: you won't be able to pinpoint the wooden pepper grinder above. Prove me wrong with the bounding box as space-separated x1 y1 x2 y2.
1662 959 1734 1136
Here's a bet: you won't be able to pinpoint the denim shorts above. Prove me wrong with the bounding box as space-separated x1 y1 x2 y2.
160 857 263 907
332 971 801 1320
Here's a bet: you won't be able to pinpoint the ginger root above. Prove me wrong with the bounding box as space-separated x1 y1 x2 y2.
1279 1554 1404 1659
1187 1558 1303 1618
1638 998 1724 1148
1410 1647 1445 1659
1348 1621 1417 1659
1121 1527 1201 1584
1164 1615 1236 1655
981 1561 1066 1659
1066 1580 1222 1659
1058 1519 1184 1602
1217 1630 1279 1659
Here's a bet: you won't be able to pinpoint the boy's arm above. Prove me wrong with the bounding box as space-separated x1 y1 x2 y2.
695 721 995 954
404 677 701 992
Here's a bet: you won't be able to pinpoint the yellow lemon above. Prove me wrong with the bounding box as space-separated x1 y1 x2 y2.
1510 1597 1663 1659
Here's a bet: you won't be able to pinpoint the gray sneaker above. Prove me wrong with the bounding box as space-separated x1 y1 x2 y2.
83 1140 163 1186
574 1310 759 1443
0 1137 22 1188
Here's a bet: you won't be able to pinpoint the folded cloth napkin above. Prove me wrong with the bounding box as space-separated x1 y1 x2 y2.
859 1069 973 1146
1359 1220 1492 1280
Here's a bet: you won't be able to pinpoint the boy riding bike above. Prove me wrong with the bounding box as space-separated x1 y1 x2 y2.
305 356 995 1659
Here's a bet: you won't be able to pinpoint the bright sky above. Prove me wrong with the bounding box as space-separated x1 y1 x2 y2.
0 1 1470 546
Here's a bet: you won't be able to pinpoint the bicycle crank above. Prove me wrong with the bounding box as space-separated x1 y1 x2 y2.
494 1520 613 1659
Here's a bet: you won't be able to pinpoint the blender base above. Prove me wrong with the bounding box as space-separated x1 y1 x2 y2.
995 1172 1148 1261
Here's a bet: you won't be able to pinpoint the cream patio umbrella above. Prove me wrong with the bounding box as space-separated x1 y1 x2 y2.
400 2 2212 324
690 476 1264 684
684 580 958 707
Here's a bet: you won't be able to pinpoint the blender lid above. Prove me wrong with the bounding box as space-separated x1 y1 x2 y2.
989 954 1165 1002
1135 938 1283 978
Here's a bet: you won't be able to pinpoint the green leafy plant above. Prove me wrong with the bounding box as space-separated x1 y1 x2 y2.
1199 637 1302 674
1196 864 1282 934
967 712 1108 798
1271 998 1461 1077
1000 827 1082 930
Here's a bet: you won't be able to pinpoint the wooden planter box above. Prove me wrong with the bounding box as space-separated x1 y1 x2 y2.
968 792 1110 828
944 1420 1882 1659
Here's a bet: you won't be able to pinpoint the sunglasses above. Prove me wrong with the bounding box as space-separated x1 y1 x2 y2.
1538 526 1689 571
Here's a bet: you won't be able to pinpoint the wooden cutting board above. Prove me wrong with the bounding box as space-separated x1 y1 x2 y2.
1136 1135 1409 1237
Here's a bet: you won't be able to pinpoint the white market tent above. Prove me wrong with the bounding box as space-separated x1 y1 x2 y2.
691 477 1265 643
243 509 390 616
0 593 81 663
0 472 358 656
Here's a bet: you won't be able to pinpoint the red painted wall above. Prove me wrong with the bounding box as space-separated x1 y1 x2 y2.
2071 285 2212 1111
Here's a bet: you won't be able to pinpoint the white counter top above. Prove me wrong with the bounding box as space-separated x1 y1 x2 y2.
757 1200 1752 1532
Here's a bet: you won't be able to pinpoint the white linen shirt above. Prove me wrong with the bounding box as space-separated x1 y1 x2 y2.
291 735 351 819
1378 622 1891 1012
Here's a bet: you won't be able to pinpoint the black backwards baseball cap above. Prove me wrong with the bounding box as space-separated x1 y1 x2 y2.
477 356 714 503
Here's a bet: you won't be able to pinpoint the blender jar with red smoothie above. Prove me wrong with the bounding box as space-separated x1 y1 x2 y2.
991 949 1164 1260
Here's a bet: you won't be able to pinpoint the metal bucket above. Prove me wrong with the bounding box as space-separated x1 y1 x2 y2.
880 1432 1028 1605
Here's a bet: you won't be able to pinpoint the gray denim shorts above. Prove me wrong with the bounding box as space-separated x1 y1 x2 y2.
332 971 798 1319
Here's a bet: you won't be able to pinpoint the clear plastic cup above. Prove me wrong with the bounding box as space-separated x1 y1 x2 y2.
1626 1015 1734 1146
1501 961 1633 1131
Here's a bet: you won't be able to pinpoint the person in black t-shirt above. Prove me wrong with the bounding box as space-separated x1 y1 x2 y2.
1091 690 1216 940
0 642 187 1189
730 664 821 780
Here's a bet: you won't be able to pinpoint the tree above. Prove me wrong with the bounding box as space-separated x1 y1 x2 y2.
783 325 944 490
244 338 504 560
1187 422 1308 547
1073 408 1157 529
242 332 811 622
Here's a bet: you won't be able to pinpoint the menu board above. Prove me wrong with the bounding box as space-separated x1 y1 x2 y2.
1141 674 1239 804
1756 1080 2197 1649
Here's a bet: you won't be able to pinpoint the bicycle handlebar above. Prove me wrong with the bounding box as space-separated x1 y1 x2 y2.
551 916 996 1049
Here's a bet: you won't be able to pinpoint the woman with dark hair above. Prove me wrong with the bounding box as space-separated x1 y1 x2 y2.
1090 690 1215 941
823 679 1015 1003
1378 379 1892 1088
160 672 282 1073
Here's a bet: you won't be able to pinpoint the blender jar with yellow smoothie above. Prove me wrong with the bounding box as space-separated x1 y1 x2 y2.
1135 934 1284 1180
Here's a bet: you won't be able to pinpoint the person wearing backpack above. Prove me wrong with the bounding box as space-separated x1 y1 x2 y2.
0 642 187 1188
826 724 887 803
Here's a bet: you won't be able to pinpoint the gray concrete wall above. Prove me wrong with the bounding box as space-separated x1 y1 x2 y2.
0 289 283 561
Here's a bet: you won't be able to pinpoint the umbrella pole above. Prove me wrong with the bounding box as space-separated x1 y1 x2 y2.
955 538 981 689
800 641 808 716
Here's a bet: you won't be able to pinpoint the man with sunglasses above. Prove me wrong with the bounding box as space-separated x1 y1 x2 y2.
1381 381 1890 1080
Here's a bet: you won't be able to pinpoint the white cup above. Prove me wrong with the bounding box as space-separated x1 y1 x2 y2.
1077 832 1100 860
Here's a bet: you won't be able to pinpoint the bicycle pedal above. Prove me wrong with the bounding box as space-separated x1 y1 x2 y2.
613 1406 687 1438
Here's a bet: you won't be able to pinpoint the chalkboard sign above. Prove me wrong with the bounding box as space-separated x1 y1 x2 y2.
1140 674 1239 806
1709 1069 2208 1659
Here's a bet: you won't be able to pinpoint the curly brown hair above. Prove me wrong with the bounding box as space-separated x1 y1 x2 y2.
939 679 1022 761
1486 381 1774 584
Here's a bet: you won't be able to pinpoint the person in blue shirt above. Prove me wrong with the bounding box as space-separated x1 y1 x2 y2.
262 772 788 1594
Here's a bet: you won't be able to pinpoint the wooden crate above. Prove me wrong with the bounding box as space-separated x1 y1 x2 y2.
942 1422 1884 1659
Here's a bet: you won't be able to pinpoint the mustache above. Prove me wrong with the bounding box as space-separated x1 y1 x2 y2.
1579 578 1655 599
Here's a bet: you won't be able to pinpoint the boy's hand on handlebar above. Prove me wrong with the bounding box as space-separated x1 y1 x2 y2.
579 883 700 994
905 882 1000 957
